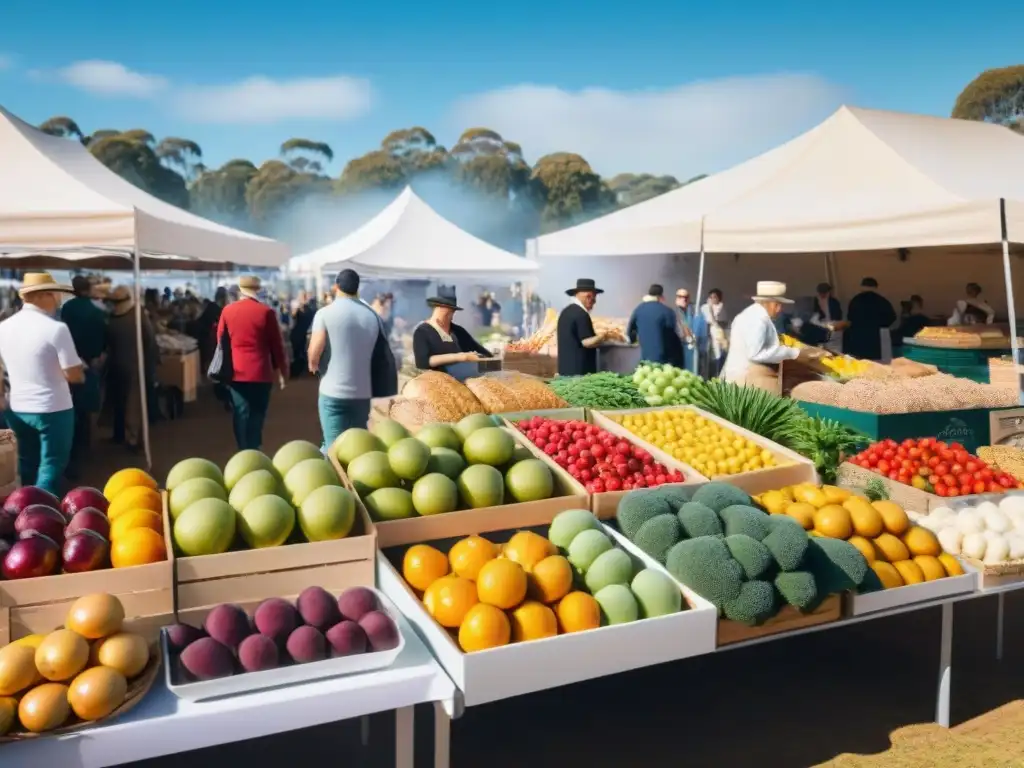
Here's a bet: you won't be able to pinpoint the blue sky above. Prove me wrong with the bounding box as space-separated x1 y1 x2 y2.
1 0 1021 181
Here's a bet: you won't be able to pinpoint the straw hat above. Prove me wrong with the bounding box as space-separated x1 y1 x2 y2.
752 281 793 304
18 272 73 299
238 275 261 299
108 286 135 316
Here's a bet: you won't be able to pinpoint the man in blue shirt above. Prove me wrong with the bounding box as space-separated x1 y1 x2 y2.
627 285 685 367
308 269 384 453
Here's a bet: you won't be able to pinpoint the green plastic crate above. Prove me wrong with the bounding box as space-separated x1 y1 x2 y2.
901 345 1004 383
796 402 1013 453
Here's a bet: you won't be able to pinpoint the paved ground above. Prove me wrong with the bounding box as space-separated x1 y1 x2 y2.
79 380 1024 768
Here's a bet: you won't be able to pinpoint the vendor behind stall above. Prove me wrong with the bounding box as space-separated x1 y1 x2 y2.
626 284 685 367
722 281 821 394
949 282 995 326
557 278 607 377
412 289 492 381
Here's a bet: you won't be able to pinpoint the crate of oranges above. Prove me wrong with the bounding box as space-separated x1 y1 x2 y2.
377 503 716 706
597 407 817 495
0 467 173 643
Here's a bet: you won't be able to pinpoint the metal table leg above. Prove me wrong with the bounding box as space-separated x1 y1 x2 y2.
395 706 414 768
433 701 451 768
936 602 953 728
997 593 1006 661
360 715 370 747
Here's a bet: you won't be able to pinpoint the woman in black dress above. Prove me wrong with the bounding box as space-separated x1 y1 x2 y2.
412 291 492 381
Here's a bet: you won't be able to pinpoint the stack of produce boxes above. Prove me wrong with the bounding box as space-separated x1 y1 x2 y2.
0 471 173 643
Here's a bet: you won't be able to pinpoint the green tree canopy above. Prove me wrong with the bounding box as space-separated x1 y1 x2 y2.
88 134 188 207
530 152 614 231
607 173 681 207
337 150 407 194
245 160 328 227
39 116 83 141
190 159 259 227
953 65 1024 132
156 137 204 181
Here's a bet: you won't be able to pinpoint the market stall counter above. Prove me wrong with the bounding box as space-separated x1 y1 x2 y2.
596 341 641 375
0 603 458 768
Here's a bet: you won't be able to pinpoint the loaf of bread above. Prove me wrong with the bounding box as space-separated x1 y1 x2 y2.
401 371 486 419
465 372 567 413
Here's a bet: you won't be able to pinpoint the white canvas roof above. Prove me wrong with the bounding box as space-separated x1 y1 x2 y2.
0 105 289 267
290 186 539 280
535 105 1024 257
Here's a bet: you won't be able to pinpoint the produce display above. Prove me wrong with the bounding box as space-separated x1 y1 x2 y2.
631 363 706 407
332 416 557 521
916 496 1024 566
399 510 682 652
165 441 356 557
849 438 1023 498
792 373 1017 413
977 446 1024 484
755 483 964 589
0 593 151 734
0 473 167 580
914 327 1009 345
780 335 874 378
463 371 567 413
606 409 779 479
547 372 648 410
615 482 874 624
511 416 684 493
166 587 400 683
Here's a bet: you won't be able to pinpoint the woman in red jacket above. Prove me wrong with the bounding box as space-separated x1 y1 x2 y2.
216 276 287 450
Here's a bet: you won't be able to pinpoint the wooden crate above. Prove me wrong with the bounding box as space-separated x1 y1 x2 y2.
835 462 983 514
156 350 199 403
0 504 175 643
501 351 557 379
989 358 1023 392
717 594 843 647
171 492 376 616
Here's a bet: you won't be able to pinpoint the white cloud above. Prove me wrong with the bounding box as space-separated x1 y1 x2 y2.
174 75 373 124
54 60 167 97
447 74 848 179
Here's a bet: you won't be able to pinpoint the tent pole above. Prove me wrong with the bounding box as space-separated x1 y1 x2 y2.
693 219 706 376
999 199 1022 406
132 227 153 469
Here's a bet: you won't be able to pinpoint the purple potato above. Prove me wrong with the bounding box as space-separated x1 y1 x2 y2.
166 623 206 653
358 611 400 652
326 620 368 657
180 637 235 681
296 586 341 631
238 634 280 672
253 598 300 645
204 604 252 650
337 587 378 622
286 625 326 664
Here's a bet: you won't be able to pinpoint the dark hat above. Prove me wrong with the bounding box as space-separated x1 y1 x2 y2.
566 278 604 296
816 282 832 294
861 277 878 288
335 268 360 295
427 287 462 311
648 284 664 297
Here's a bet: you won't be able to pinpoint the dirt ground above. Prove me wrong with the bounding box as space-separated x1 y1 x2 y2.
84 380 1024 768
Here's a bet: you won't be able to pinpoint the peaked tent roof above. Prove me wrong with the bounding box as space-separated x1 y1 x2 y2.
290 186 539 280
0 106 289 267
535 105 1024 257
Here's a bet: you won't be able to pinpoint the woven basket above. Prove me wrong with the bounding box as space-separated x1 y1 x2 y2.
0 647 161 743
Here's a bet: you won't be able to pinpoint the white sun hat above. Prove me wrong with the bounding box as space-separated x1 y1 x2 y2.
752 281 793 304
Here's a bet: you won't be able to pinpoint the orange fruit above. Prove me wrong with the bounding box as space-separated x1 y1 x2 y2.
847 536 877 563
110 509 162 540
528 555 573 604
870 561 904 589
903 526 941 557
111 527 167 568
873 533 910 563
813 505 853 539
458 604 511 652
476 558 527 609
873 501 910 536
108 486 162 521
402 544 449 592
555 591 601 633
448 535 499 581
422 575 478 628
502 531 556 573
938 553 965 576
510 601 558 642
103 468 157 502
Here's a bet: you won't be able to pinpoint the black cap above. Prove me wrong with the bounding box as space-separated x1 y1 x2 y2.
861 277 878 288
816 282 832 294
648 284 664 297
335 269 360 295
71 275 91 295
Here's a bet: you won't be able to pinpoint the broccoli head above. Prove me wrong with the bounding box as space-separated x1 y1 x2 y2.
633 513 684 564
774 571 819 611
802 538 862 595
766 514 803 531
665 536 744 608
718 504 771 541
725 534 773 580
723 580 778 626
858 567 885 594
691 482 751 513
617 490 672 540
762 521 810 572
677 502 724 539
651 485 695 511
811 536 870 587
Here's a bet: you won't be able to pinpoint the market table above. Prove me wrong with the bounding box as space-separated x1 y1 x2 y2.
1 612 457 768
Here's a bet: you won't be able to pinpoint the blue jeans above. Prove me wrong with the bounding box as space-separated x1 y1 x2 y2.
6 409 75 495
228 382 272 451
318 395 371 454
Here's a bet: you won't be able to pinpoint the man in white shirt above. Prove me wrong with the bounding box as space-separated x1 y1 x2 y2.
0 273 84 494
722 281 820 394
948 282 995 326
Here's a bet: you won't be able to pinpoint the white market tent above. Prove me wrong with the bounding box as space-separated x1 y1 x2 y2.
0 105 292 466
532 105 1024 382
289 186 540 281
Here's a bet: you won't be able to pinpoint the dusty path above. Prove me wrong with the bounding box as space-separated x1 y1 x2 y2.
90 382 1024 768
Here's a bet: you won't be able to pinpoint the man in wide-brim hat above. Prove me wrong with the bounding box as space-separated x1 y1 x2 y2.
722 281 821 394
0 273 84 494
557 278 608 377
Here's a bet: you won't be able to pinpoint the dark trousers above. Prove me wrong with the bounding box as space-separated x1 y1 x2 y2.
228 382 272 451
318 395 371 453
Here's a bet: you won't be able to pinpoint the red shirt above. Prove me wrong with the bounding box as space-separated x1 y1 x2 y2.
217 297 286 383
